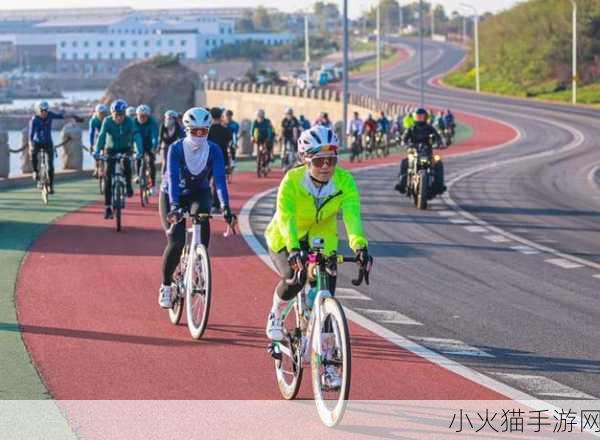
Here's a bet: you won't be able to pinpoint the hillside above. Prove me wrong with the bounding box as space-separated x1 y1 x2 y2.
445 0 600 104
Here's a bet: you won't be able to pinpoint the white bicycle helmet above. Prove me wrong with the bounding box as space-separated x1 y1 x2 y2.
182 107 212 130
136 104 151 116
126 106 136 118
298 125 339 158
95 103 108 114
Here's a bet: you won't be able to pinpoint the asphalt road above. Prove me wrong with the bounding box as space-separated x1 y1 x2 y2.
251 39 600 400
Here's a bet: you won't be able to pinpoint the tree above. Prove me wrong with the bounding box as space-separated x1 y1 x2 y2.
253 7 272 31
236 11 255 33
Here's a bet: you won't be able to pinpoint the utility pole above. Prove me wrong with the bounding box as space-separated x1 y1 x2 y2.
304 13 310 88
376 0 381 100
419 0 424 106
343 0 349 148
571 0 577 105
398 1 403 35
431 4 435 38
461 4 480 93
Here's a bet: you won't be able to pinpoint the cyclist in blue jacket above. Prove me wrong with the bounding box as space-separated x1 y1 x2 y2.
158 107 237 309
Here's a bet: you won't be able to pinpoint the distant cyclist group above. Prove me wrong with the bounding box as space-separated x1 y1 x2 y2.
29 99 456 409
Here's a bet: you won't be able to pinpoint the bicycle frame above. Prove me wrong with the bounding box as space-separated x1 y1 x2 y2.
112 156 128 209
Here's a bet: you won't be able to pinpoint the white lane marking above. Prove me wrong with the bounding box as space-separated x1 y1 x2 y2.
437 210 457 217
335 287 372 301
448 218 471 225
545 258 584 269
408 336 494 358
510 245 541 255
356 309 423 326
491 373 597 399
464 225 488 233
483 235 512 243
593 274 600 279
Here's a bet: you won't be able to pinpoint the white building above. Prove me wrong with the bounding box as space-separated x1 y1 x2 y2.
0 10 297 74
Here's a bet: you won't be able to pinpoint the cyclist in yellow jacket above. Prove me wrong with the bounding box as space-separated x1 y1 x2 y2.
264 125 372 343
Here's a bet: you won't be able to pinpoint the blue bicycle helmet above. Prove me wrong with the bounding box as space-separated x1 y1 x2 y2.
110 99 128 114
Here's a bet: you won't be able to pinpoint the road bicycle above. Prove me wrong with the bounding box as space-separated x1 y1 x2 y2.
167 211 237 339
100 153 130 232
268 237 372 427
37 148 53 204
255 140 271 178
138 153 152 207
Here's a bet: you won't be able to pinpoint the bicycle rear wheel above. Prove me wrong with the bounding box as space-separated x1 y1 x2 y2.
311 297 351 427
274 300 303 400
185 244 211 339
169 252 186 325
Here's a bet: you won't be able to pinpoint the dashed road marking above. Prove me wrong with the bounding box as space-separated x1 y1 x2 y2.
483 235 512 243
510 245 541 255
356 309 423 326
408 337 494 358
464 225 488 233
437 210 457 217
491 373 596 399
335 287 372 301
449 218 471 225
594 274 600 280
545 258 584 269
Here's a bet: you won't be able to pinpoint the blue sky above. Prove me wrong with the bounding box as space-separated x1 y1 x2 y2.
0 1 522 18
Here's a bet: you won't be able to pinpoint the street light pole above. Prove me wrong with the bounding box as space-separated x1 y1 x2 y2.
431 3 435 38
376 0 381 100
399 1 403 35
419 0 424 106
461 3 480 93
571 0 577 105
343 0 349 148
304 13 310 88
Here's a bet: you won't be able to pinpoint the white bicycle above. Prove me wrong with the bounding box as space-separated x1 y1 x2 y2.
268 237 372 427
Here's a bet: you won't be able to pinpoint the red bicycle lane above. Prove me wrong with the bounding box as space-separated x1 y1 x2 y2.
15 113 518 402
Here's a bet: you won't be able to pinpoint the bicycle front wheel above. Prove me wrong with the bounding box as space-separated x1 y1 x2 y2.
185 244 211 339
114 184 123 232
311 297 351 427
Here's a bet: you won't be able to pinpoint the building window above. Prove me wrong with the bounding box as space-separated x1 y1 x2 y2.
132 51 137 58
61 53 67 60
156 40 162 47
121 52 126 59
144 51 149 58
181 40 186 46
220 39 224 45
84 53 89 59
179 52 186 59
120 40 126 47
124 29 129 34
109 52 114 59
212 39 216 46
144 40 149 47
97 53 102 60
219 27 224 34
109 41 114 47
205 39 209 45
132 40 137 47
97 41 102 47
60 41 66 48
83 41 89 48
72 53 77 60
72 41 78 48
168 39 174 47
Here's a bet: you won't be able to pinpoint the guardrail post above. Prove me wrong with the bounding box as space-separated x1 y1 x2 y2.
20 127 32 174
60 122 83 171
0 130 8 178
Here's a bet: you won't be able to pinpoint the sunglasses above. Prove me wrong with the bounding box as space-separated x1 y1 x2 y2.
310 156 338 168
189 127 209 137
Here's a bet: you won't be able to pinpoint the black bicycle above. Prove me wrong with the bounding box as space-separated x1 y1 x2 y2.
100 153 130 232
138 153 152 207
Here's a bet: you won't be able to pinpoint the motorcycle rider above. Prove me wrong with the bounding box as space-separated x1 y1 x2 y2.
395 108 446 196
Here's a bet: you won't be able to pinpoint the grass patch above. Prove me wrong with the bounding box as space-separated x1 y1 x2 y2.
444 69 600 106
351 47 400 75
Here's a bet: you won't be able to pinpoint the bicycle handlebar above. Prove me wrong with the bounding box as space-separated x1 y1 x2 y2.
284 254 371 288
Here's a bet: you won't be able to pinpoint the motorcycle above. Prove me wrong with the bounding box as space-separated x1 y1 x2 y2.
405 143 439 210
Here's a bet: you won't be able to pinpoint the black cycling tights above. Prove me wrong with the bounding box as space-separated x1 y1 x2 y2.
159 189 211 285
